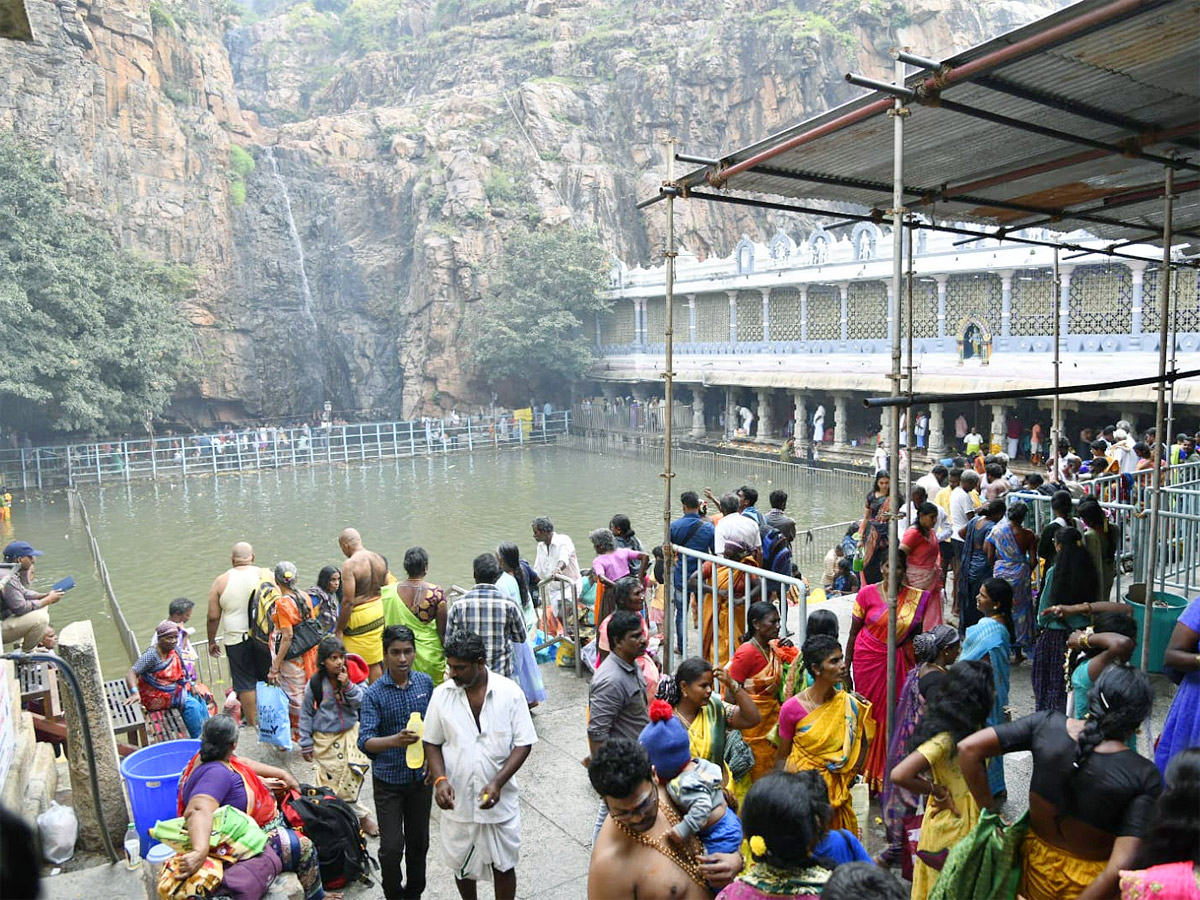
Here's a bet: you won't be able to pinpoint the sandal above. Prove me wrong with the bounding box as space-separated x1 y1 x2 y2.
360 814 379 838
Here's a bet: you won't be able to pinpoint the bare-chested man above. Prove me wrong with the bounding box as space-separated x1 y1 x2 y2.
206 542 269 726
587 738 742 900
336 527 389 682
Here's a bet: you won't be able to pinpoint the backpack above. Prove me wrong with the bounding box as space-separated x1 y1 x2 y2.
280 785 376 889
247 568 280 647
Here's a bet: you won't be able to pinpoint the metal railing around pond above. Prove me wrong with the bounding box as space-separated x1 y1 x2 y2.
68 489 140 666
2 412 572 491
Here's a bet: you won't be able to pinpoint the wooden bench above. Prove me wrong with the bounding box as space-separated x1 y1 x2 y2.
145 708 188 743
18 660 61 718
104 679 147 747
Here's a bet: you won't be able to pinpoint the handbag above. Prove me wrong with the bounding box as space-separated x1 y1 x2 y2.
283 592 323 660
723 729 755 781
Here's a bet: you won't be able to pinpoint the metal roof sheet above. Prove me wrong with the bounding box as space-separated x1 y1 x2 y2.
669 0 1200 250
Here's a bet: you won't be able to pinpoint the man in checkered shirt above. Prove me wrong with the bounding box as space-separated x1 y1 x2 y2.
447 553 527 678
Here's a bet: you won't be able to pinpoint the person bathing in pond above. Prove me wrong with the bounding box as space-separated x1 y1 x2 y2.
298 637 375 837
639 699 744 855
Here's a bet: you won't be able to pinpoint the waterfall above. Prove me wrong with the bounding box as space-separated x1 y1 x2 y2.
264 146 318 333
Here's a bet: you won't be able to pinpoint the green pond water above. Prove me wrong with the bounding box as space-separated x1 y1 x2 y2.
6 446 864 675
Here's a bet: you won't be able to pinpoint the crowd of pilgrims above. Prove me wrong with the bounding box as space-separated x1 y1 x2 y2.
4 446 1200 900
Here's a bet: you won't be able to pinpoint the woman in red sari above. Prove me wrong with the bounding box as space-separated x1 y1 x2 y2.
844 554 933 791
727 601 799 784
899 502 944 629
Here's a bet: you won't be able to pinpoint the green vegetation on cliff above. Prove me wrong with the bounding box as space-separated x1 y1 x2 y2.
0 137 194 436
470 225 610 403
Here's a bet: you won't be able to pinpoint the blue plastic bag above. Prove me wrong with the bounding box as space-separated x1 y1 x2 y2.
255 681 293 751
532 629 555 664
510 640 547 704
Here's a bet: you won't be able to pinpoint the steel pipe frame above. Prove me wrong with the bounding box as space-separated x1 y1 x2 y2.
662 140 679 673
699 0 1166 190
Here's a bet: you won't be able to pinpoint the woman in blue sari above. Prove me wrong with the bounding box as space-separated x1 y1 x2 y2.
960 577 1013 798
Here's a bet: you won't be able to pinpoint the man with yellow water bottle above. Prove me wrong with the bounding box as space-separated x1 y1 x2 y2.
358 624 434 900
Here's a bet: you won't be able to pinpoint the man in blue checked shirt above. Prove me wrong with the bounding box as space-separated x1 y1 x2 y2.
359 625 434 900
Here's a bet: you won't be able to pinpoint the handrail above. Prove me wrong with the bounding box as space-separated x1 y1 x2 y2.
536 574 583 678
68 489 140 665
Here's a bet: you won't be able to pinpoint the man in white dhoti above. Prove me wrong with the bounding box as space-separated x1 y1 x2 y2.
424 630 537 900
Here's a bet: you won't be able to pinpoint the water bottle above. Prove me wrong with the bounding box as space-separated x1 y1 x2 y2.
405 711 425 769
123 823 141 870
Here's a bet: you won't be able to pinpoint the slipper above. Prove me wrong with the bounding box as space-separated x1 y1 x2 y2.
360 815 380 838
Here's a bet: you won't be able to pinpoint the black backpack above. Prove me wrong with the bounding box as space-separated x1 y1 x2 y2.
281 785 376 889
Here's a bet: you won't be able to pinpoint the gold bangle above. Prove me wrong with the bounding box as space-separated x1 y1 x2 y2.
1080 633 1090 650
434 775 448 787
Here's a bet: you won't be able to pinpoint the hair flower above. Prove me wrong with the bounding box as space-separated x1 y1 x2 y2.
748 834 767 857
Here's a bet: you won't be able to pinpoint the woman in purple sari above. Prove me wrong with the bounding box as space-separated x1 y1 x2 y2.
845 554 933 792
878 625 961 869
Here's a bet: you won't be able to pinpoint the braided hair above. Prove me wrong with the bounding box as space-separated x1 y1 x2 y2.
1063 664 1153 819
907 659 994 754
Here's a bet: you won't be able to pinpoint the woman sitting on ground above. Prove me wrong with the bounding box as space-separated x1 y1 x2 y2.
726 601 797 784
890 659 994 900
775 634 872 835
1119 747 1200 900
958 664 1162 900
174 715 336 900
126 620 211 738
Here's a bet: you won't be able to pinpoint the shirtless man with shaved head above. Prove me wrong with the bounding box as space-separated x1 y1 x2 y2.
336 528 389 682
207 541 268 725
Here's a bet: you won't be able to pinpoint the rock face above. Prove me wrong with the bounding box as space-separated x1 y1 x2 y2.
0 0 1062 420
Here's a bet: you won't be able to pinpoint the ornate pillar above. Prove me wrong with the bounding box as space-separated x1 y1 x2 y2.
793 391 807 444
934 274 949 338
691 386 706 438
757 388 774 442
991 404 1007 453
761 288 772 343
1059 265 1075 341
833 394 849 449
634 299 644 345
999 269 1015 338
1129 263 1147 339
838 282 849 341
595 310 602 348
928 402 946 456
725 388 737 439
726 291 738 344
799 285 809 342
687 294 697 344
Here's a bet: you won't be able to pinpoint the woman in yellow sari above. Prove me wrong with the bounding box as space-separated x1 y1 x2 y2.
727 601 799 784
662 656 762 800
774 633 873 834
688 539 765 667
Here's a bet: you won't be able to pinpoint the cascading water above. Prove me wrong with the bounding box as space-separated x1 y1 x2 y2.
264 146 319 334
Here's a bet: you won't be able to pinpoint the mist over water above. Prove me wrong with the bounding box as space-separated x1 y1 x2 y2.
7 446 864 674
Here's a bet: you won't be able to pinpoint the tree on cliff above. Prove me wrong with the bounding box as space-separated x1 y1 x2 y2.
0 136 194 437
470 225 610 403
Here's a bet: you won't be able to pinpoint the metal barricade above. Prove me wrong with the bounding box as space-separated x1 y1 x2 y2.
190 638 231 697
536 574 583 678
670 545 804 673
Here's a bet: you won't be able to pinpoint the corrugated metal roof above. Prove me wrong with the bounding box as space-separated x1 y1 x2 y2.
669 0 1200 250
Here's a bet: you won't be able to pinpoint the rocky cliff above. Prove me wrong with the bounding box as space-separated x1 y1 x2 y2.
0 0 1060 421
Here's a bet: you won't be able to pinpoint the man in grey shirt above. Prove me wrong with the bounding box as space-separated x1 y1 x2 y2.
586 609 650 841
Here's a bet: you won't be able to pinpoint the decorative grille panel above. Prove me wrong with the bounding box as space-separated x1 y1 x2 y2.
848 281 887 339
807 286 841 341
736 292 763 342
1146 267 1200 334
695 293 729 342
1011 268 1056 337
907 279 938 339
1069 265 1132 334
599 305 635 345
769 288 803 341
644 298 665 342
945 273 1002 336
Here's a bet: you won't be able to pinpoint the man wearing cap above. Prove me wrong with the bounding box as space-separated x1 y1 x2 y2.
268 561 320 744
1 541 63 651
206 541 266 727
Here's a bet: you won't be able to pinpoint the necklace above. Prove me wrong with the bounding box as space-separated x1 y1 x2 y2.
612 794 708 887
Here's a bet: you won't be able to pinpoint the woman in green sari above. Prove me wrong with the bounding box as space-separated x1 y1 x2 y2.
381 546 446 684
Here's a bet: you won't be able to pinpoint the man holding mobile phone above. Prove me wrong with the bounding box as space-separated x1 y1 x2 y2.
1 541 64 651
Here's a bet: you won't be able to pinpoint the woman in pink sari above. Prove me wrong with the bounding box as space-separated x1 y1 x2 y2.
899 502 944 629
844 554 933 791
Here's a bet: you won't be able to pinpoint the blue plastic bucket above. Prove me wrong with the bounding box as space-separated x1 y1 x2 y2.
120 739 199 853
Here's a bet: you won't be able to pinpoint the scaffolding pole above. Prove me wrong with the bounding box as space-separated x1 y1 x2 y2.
1052 250 1062 479
662 138 678 674
885 51 907 741
1142 161 1174 670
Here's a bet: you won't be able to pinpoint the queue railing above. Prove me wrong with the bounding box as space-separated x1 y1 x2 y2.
1 411 572 490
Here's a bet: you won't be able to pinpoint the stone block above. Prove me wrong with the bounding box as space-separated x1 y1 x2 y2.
22 741 59 821
58 620 128 847
2 710 36 811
